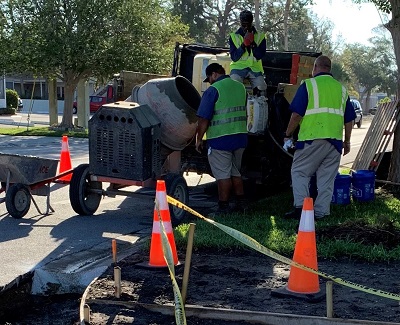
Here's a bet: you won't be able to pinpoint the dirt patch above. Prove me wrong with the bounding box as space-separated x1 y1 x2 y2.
318 216 400 248
2 250 400 324
83 250 400 324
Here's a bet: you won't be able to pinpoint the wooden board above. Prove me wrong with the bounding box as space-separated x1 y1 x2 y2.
352 100 399 172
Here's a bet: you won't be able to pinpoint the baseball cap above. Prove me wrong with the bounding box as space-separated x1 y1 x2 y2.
240 10 253 23
203 63 224 83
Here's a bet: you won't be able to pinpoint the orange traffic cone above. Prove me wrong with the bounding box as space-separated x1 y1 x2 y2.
58 135 72 183
148 180 179 267
271 197 325 302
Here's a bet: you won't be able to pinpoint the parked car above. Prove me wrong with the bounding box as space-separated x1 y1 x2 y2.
350 99 363 128
73 95 108 114
17 98 23 112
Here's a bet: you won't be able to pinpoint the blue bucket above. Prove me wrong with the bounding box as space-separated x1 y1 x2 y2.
331 174 351 205
352 170 375 202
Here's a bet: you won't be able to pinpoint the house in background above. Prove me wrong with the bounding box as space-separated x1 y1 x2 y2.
5 74 96 112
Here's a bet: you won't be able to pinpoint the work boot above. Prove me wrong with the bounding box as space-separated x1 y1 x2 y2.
209 201 231 217
315 214 329 220
283 207 302 220
232 195 249 213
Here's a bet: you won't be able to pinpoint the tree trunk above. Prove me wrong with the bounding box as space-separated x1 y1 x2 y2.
386 3 400 182
60 82 77 128
48 78 58 126
283 0 292 50
254 0 260 31
365 90 371 115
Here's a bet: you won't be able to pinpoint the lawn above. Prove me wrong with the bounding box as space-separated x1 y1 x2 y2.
0 127 88 138
174 188 400 263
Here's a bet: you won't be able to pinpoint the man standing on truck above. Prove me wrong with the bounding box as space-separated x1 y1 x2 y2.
229 10 267 97
195 63 248 216
283 55 356 220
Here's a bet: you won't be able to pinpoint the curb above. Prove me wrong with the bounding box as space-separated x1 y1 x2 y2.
31 231 149 295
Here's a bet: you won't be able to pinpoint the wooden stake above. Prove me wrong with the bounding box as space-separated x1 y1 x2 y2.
326 281 333 318
114 266 121 298
181 223 196 304
83 304 91 323
112 239 117 266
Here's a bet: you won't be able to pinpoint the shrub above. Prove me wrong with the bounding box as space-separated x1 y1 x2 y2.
379 97 391 104
0 107 16 115
6 89 18 109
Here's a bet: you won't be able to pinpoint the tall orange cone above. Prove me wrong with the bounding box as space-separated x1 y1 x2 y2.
58 135 72 183
272 197 325 302
148 180 179 267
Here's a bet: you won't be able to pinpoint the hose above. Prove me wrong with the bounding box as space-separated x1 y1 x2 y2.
266 127 294 158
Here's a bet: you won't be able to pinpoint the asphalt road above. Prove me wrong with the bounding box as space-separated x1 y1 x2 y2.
0 112 376 296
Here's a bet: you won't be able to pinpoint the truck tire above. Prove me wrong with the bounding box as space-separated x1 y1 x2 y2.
69 164 102 215
163 174 189 227
5 183 31 219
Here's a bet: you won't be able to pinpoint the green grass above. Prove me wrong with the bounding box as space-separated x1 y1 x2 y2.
0 127 88 138
174 189 400 263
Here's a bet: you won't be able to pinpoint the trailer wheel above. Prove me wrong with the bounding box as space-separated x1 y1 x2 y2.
164 174 189 227
69 164 102 215
5 183 31 219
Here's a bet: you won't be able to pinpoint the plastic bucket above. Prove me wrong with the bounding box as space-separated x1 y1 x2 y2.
331 174 351 205
132 76 200 151
352 170 375 202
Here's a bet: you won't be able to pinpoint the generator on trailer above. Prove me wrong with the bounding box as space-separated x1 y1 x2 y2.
69 77 201 227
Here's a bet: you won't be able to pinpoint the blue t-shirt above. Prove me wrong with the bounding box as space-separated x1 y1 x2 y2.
290 72 356 153
197 75 248 151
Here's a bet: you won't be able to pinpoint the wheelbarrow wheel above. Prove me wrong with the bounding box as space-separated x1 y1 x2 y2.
164 173 189 227
5 183 31 219
69 164 102 215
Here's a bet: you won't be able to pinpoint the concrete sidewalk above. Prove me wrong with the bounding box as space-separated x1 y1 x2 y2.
0 113 62 127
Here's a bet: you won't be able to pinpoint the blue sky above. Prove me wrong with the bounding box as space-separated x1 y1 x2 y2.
309 0 389 45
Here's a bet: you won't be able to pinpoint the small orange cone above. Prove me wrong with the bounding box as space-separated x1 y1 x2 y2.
58 135 72 183
272 197 325 302
148 180 179 267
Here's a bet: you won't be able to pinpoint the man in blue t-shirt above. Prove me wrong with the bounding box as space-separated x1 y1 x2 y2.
195 63 248 215
283 55 356 220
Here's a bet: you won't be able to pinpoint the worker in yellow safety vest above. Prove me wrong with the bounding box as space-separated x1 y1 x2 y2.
229 10 267 97
283 55 356 220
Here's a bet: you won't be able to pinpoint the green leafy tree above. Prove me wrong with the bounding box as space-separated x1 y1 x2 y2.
1 0 189 128
361 0 400 182
169 0 211 43
369 28 397 96
259 0 332 52
343 43 386 108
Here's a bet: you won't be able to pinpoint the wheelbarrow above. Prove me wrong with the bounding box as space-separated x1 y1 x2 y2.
0 153 73 219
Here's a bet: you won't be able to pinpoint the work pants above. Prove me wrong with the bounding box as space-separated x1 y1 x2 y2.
291 139 340 216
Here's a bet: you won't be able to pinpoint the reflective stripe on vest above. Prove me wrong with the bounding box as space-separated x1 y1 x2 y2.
298 75 347 141
230 32 265 73
206 78 247 139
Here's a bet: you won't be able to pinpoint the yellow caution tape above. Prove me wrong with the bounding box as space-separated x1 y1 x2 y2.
155 200 186 325
167 195 400 301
